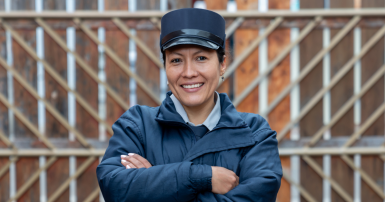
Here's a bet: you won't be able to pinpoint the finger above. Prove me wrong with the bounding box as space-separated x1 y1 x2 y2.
128 153 152 168
121 155 137 168
121 158 137 169
235 175 240 186
126 155 146 168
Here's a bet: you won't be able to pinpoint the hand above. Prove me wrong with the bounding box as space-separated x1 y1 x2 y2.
211 166 239 194
121 153 152 169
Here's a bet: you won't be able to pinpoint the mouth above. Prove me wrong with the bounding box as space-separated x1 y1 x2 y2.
181 83 204 89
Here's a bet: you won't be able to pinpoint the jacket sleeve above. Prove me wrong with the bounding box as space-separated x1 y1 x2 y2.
195 128 282 202
96 116 212 202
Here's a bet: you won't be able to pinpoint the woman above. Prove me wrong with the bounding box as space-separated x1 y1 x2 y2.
97 8 282 202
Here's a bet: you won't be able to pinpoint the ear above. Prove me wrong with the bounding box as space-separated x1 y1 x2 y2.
220 55 227 76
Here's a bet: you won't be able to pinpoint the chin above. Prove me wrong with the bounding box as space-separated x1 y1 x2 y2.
178 95 206 107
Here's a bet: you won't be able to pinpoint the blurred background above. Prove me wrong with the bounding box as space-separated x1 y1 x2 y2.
0 0 384 201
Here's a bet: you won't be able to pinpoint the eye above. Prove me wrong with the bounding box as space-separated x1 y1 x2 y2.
197 56 207 61
171 58 181 63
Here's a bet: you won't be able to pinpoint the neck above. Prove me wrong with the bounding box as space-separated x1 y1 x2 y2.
182 93 216 125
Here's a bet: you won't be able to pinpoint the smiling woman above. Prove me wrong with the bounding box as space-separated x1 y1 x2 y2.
97 8 282 202
164 44 226 124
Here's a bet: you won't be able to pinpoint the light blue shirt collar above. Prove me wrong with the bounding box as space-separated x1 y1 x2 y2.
170 92 221 131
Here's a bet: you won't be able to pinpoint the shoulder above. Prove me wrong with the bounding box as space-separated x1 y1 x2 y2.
118 105 160 126
113 105 161 143
238 112 276 142
239 112 271 132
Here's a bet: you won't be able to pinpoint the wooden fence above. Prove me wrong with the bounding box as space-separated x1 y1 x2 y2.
0 0 385 201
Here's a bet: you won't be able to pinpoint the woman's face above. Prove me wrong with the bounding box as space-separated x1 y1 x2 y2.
165 44 226 108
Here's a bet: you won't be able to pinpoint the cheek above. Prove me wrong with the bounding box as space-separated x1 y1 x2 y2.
203 65 220 83
166 69 180 85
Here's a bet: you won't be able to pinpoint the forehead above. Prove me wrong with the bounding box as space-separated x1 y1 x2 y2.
165 44 215 54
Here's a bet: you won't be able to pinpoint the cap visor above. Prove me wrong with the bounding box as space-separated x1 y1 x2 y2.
162 37 219 51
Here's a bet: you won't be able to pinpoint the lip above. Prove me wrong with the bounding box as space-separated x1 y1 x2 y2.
180 82 204 93
180 82 204 85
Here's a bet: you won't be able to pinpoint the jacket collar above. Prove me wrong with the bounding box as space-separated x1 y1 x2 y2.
156 91 256 161
170 91 221 131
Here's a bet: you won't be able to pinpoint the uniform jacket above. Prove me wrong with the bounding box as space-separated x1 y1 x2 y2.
97 92 282 202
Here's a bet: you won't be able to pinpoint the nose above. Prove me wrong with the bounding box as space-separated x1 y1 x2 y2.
181 59 198 78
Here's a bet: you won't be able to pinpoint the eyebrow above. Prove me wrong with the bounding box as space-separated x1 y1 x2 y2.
169 51 183 56
193 50 205 55
169 49 207 56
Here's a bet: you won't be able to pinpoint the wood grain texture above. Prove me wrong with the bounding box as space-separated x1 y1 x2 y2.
75 29 99 138
233 0 259 114
329 27 354 137
359 3 385 200
277 157 290 202
134 1 162 107
0 158 10 201
331 156 354 202
0 29 9 138
138 0 160 10
299 0 325 141
13 80 38 140
104 0 128 10
236 0 258 10
10 0 35 10
10 28 38 140
43 0 65 10
47 157 69 202
16 157 40 202
76 0 98 10
361 156 384 202
300 156 324 202
205 0 228 10
267 28 291 104
76 157 99 201
44 29 69 138
361 78 384 136
361 28 385 136
267 10 291 132
105 29 130 126
136 29 160 107
300 0 324 9
362 0 385 7
330 0 354 8
41 5 72 202
168 0 192 9
234 29 259 112
269 0 290 10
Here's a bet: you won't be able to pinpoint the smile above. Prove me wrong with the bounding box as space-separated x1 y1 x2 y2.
181 83 204 89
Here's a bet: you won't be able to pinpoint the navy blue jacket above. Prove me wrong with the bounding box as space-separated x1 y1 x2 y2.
97 92 282 202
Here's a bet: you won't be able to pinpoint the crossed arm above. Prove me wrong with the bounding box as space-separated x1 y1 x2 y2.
120 153 240 195
96 117 282 202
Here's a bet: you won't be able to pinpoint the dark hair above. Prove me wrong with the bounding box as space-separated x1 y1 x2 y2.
162 47 225 67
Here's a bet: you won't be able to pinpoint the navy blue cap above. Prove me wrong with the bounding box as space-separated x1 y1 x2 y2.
160 8 226 51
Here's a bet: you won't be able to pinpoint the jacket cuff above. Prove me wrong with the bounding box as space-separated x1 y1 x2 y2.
189 164 212 193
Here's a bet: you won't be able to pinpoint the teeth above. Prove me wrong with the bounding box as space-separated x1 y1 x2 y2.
182 83 203 89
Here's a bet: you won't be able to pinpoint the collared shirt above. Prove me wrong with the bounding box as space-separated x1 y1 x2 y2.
170 92 221 131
